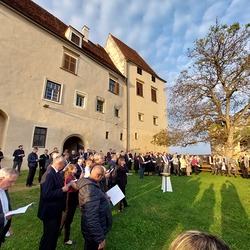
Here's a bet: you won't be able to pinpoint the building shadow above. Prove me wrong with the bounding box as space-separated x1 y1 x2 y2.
221 181 250 250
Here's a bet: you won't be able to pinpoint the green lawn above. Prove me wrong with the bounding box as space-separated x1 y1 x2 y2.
3 171 250 250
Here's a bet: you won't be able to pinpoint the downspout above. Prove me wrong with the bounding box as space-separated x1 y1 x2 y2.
125 59 130 152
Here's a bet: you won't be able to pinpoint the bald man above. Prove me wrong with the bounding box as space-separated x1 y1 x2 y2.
77 165 112 250
0 168 19 247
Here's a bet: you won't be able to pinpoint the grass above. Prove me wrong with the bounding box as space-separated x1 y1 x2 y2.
3 170 250 250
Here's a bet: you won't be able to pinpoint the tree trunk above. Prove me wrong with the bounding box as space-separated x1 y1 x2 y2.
224 128 235 159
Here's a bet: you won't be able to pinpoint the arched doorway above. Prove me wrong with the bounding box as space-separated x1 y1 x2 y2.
0 110 8 147
63 135 84 153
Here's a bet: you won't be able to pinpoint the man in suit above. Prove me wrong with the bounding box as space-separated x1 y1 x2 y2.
38 155 69 250
125 150 133 171
38 149 49 182
84 149 93 160
106 148 112 164
0 168 19 247
78 148 84 159
69 150 78 164
75 158 84 179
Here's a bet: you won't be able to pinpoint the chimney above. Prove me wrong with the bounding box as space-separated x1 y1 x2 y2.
82 25 89 42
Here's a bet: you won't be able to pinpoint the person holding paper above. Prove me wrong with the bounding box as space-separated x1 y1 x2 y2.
107 154 117 189
26 147 39 187
138 153 146 179
12 145 25 173
61 164 78 246
37 155 69 250
115 158 129 212
0 168 19 247
77 165 112 250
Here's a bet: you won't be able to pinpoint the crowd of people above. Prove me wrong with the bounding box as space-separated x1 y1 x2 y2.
133 152 203 178
208 154 249 178
0 145 243 249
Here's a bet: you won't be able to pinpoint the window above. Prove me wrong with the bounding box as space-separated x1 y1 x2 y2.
136 82 143 97
75 92 86 108
71 32 81 46
152 75 156 82
135 133 138 140
120 133 123 141
115 108 119 117
33 127 47 147
106 131 109 139
138 113 144 122
137 67 142 75
151 88 157 102
62 52 77 74
44 80 61 102
153 116 158 125
65 27 83 48
109 78 119 95
96 97 105 113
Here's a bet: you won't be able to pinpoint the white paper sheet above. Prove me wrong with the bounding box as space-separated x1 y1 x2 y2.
106 185 125 206
66 179 77 187
5 202 35 217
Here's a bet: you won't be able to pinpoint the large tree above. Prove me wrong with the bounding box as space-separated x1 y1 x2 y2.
153 21 250 158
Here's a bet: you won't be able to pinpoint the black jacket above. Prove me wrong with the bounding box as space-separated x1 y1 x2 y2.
116 165 128 187
13 149 25 163
37 167 65 221
77 178 112 244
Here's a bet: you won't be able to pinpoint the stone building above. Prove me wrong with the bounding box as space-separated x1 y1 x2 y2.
0 0 168 168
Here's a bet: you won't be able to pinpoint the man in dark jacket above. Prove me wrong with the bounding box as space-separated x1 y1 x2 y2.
37 155 69 250
38 149 49 182
26 147 39 187
12 145 25 172
77 165 112 250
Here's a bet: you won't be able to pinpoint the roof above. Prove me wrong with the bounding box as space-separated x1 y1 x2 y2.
1 0 123 77
110 34 166 82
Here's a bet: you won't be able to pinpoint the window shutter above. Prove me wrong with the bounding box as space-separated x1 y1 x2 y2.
115 82 119 95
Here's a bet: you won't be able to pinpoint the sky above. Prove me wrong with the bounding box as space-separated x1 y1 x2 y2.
32 0 250 155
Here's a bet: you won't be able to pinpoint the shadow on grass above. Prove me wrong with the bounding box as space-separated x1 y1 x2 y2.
221 180 250 250
116 175 204 250
185 182 215 231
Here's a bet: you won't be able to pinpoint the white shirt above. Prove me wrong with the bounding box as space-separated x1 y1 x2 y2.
84 167 91 178
0 188 9 226
51 165 58 173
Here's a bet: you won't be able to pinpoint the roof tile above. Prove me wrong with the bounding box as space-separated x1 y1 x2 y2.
2 0 123 76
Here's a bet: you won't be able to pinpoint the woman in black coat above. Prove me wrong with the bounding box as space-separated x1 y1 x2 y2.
116 158 129 212
133 153 139 173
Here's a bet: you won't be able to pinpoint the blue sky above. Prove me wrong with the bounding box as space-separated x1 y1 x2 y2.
33 0 250 154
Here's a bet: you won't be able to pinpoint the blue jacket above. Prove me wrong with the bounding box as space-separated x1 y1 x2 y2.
28 152 38 168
